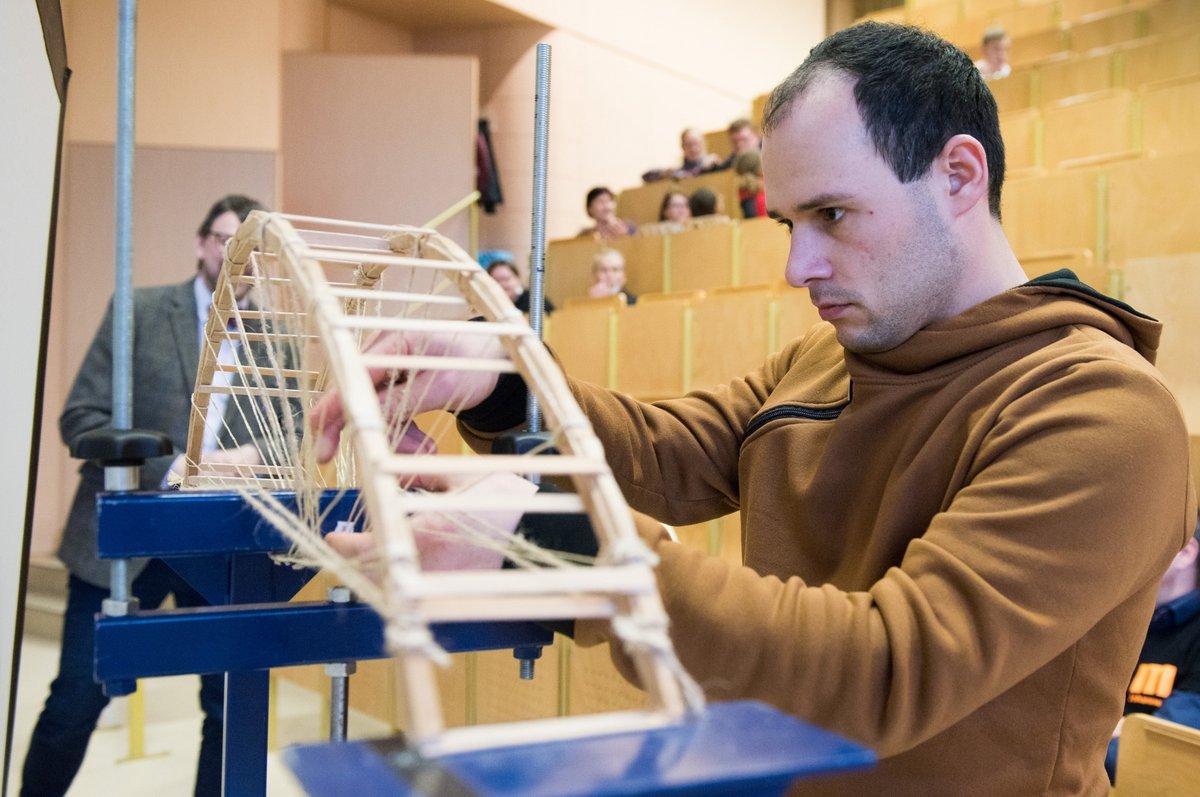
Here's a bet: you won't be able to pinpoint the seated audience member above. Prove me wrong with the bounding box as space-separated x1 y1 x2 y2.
676 127 723 178
484 257 555 315
719 118 762 169
1107 516 1200 784
659 190 692 224
578 186 636 240
734 150 766 218
586 248 637 305
688 186 726 219
974 26 1012 80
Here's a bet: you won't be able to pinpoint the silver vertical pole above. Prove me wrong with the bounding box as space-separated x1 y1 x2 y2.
525 43 551 435
109 0 137 605
113 0 136 432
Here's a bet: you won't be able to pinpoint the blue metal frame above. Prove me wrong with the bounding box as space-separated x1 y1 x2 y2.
94 489 553 797
285 700 875 797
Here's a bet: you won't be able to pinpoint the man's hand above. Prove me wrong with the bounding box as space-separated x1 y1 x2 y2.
163 443 263 487
325 471 537 572
310 330 509 463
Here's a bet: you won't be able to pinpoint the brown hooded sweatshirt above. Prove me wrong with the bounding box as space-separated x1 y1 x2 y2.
461 273 1196 795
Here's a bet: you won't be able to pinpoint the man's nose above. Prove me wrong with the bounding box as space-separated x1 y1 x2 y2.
783 228 832 287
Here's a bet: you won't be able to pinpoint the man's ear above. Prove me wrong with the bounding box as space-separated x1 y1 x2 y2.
194 235 206 260
937 134 989 218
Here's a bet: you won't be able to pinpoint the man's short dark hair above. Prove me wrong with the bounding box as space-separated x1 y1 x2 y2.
762 22 1006 219
197 194 266 238
689 187 719 217
727 117 756 135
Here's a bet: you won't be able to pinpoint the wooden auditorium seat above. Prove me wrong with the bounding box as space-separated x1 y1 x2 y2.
737 215 790 287
1002 167 1104 256
690 284 777 393
545 236 603 309
1121 30 1200 91
1018 248 1106 290
1041 88 1139 169
1108 151 1200 263
999 107 1044 175
614 290 704 401
1069 6 1151 52
1110 713 1200 797
1140 75 1200 158
617 170 741 226
1120 252 1200 433
1038 47 1118 105
668 220 735 293
610 232 667 296
545 294 623 388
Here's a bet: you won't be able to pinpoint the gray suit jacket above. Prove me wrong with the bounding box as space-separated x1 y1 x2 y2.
58 279 276 587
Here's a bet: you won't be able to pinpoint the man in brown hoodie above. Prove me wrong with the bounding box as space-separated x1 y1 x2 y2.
316 22 1195 796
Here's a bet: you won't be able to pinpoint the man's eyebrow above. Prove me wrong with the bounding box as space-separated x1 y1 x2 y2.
789 193 855 213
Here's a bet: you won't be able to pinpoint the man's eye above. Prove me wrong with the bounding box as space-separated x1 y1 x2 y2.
820 208 845 224
770 213 793 233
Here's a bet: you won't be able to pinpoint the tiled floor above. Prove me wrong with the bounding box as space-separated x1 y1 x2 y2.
7 633 391 796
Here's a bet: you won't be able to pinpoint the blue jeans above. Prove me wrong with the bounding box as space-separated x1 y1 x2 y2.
20 560 224 797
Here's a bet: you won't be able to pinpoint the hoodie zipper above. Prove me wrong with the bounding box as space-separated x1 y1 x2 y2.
744 401 848 437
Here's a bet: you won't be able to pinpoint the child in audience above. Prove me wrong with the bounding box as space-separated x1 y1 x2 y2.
586 248 637 305
484 256 555 315
659 191 692 224
974 26 1012 80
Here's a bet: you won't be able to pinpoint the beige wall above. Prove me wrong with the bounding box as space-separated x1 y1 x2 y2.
32 0 826 555
416 1 826 289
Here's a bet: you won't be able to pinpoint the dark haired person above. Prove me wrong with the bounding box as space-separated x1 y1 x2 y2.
718 117 762 170
578 186 635 239
21 194 268 797
486 259 555 315
1107 516 1200 784
312 24 1193 795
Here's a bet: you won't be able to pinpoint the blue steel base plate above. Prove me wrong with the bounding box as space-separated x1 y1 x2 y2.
283 700 874 796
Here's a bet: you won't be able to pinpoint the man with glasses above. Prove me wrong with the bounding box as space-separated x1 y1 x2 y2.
21 194 264 797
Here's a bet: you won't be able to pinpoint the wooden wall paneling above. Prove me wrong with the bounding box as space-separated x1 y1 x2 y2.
668 222 735 293
546 295 622 388
690 284 776 394
614 291 704 401
737 216 790 287
1108 152 1200 262
1120 252 1200 432
1042 89 1138 168
1140 76 1200 158
545 237 603 307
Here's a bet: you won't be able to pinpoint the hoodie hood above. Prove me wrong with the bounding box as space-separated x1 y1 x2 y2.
849 270 1163 376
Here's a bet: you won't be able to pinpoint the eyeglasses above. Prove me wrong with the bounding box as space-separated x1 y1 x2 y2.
208 231 233 246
